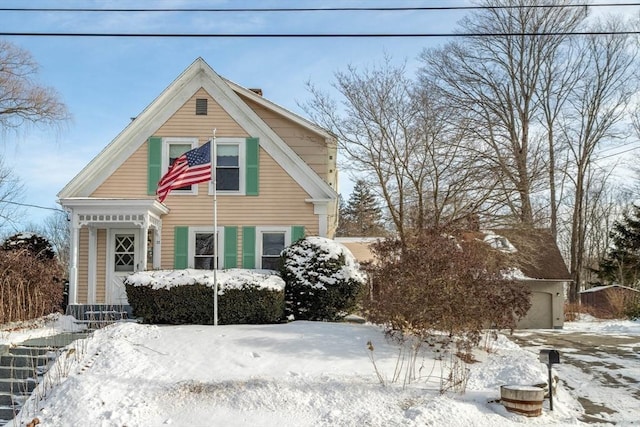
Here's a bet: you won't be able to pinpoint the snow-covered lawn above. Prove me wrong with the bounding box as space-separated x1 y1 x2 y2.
1 315 638 426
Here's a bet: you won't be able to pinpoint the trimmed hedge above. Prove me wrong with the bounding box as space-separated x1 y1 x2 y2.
125 283 284 325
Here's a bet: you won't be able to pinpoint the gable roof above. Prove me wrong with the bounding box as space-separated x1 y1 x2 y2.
58 57 337 201
488 228 571 280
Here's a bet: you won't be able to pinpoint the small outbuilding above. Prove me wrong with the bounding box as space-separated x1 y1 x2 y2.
580 285 640 318
488 229 570 329
338 229 570 329
334 237 379 264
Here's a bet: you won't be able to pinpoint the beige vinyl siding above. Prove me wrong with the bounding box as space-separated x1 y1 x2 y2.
86 85 331 269
92 143 149 197
159 148 318 268
77 228 89 304
76 228 108 304
157 89 248 137
241 96 334 183
96 229 107 303
91 90 248 197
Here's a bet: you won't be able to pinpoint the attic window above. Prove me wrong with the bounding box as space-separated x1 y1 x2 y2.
195 98 208 115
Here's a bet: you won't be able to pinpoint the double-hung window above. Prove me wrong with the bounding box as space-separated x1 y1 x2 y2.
256 227 290 270
216 144 240 191
188 227 224 269
162 137 199 195
211 138 246 195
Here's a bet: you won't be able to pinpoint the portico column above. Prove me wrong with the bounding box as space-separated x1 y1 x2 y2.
312 201 329 237
140 222 149 271
153 227 162 269
69 215 80 306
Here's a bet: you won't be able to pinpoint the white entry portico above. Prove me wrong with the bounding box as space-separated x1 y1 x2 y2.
59 198 169 307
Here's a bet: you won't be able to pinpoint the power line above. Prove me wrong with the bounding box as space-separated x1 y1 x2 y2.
595 140 640 156
1 31 639 38
0 3 638 13
0 200 66 213
594 144 640 161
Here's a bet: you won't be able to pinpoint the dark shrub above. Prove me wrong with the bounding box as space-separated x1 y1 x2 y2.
2 232 56 260
0 250 65 322
625 300 640 320
125 269 285 325
363 229 532 344
281 236 366 321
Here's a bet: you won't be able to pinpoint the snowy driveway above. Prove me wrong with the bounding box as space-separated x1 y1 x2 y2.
509 328 640 425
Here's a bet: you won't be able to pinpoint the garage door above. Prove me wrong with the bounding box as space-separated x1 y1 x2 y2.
517 292 553 329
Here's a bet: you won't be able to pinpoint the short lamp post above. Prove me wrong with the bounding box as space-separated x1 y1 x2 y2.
539 349 560 411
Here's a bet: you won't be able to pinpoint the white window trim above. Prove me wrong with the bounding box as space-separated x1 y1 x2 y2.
161 137 200 197
187 226 225 269
256 226 291 269
208 137 246 196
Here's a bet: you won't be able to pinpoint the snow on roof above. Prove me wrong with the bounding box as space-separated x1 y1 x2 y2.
334 237 383 243
500 267 529 280
482 231 518 253
126 269 285 294
580 284 640 294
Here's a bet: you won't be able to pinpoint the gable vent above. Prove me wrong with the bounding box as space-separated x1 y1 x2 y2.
195 98 208 115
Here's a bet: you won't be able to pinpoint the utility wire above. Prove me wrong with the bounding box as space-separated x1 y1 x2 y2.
0 3 638 12
594 145 640 161
0 200 66 213
2 31 639 38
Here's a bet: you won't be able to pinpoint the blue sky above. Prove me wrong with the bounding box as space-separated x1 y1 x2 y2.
0 1 637 232
1 0 470 230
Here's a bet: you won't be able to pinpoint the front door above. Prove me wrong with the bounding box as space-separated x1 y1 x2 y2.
107 229 139 304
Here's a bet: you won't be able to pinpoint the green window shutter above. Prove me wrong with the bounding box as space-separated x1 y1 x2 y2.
291 226 305 243
147 137 163 196
224 226 238 268
174 226 188 269
245 137 259 196
242 226 256 269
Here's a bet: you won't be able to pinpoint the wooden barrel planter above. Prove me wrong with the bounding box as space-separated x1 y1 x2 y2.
500 385 544 417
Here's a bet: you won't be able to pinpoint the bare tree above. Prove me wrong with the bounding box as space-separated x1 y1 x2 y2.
302 57 416 241
560 21 637 302
538 35 584 239
0 158 25 231
23 210 70 270
0 40 70 230
0 40 70 132
302 57 494 242
421 0 586 226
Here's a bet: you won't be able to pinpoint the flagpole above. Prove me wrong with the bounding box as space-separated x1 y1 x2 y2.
212 129 218 326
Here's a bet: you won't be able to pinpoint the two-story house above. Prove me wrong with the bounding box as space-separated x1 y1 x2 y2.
58 58 338 316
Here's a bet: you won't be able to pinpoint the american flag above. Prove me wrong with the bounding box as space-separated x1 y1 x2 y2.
156 141 211 203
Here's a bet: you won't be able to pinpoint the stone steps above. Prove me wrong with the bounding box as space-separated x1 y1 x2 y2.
0 332 88 425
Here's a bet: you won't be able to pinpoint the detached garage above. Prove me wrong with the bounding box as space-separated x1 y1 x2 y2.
338 229 570 330
489 229 571 329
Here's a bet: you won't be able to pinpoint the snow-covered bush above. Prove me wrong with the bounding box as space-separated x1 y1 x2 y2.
281 236 366 321
125 269 285 325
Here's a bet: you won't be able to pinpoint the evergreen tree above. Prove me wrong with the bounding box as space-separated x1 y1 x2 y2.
598 204 640 288
2 232 56 260
335 195 350 237
338 180 386 237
